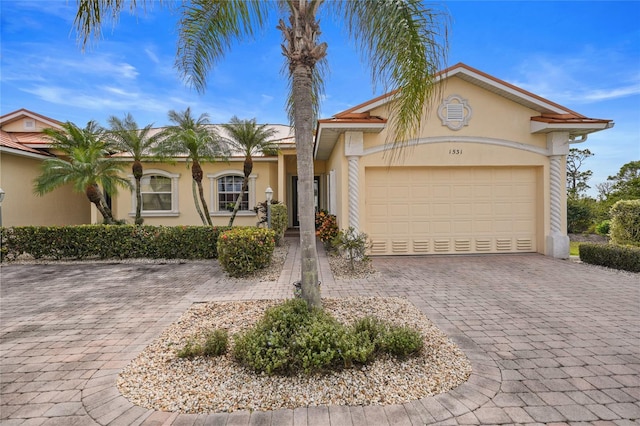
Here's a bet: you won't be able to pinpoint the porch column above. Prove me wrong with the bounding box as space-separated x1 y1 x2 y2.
347 156 360 230
546 132 570 258
345 131 364 230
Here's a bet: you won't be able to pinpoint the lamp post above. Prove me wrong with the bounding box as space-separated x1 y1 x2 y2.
265 187 273 229
0 188 5 227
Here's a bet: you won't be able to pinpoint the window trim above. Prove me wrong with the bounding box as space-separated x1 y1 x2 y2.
208 170 258 217
129 169 180 217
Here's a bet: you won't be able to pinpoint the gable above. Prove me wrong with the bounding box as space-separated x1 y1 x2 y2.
315 63 613 160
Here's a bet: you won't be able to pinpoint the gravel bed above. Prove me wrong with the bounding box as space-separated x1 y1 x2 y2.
117 297 471 413
327 253 378 280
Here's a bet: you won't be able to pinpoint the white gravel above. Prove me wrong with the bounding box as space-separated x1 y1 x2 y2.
117 297 472 413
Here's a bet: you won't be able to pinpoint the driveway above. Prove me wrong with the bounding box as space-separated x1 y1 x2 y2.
1 244 638 425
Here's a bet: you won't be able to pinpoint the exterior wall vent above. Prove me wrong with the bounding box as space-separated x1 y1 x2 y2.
496 239 512 251
413 240 429 253
392 240 408 253
437 95 472 130
24 119 35 130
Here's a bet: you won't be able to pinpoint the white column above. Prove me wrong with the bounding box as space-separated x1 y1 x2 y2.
344 131 364 231
347 156 359 230
546 132 570 258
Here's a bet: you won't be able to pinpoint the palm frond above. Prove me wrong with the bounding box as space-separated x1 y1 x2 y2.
176 0 270 92
333 0 449 160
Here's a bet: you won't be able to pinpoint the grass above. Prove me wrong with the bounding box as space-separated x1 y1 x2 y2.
570 241 580 256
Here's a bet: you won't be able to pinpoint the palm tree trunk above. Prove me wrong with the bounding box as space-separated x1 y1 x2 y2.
86 184 114 224
229 156 252 227
228 180 246 227
192 161 213 226
133 161 144 225
192 179 207 225
291 64 321 309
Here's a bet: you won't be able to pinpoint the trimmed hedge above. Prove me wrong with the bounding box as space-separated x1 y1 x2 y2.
271 203 288 247
217 227 275 277
579 243 640 273
0 225 230 261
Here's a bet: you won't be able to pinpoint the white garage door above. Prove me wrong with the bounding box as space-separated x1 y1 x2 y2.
366 167 538 255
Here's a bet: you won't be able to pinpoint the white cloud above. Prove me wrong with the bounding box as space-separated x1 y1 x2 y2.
509 54 640 105
145 48 160 64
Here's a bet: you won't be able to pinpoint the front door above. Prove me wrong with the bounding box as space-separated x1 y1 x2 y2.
292 176 320 227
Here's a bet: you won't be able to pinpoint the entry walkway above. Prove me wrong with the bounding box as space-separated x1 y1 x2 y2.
1 238 638 425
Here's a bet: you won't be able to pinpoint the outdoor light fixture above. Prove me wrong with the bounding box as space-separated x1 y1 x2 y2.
265 187 273 229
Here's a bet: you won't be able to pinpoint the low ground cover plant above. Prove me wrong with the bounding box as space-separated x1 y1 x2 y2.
232 299 423 375
177 330 229 358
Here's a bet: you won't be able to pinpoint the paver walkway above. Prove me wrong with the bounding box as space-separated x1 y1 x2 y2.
1 238 638 425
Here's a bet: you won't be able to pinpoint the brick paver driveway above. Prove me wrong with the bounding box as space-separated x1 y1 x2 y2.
1 247 638 425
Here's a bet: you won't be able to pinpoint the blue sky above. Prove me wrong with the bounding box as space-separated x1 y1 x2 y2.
1 1 638 196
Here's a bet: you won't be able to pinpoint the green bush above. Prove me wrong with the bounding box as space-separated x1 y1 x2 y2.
333 227 371 271
271 204 288 246
0 225 229 262
579 243 640 273
609 200 640 246
217 227 275 277
232 299 425 376
177 329 229 358
381 326 424 357
567 198 596 233
595 220 611 236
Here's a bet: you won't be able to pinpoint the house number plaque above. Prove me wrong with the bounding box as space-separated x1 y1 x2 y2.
448 149 463 155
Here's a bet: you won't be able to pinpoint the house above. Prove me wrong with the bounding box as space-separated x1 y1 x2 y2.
0 63 613 258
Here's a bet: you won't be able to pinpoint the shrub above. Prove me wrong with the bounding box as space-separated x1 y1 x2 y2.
253 200 280 227
271 204 288 246
177 329 229 358
315 210 339 248
232 299 424 376
381 326 424 357
333 227 370 271
609 200 640 246
567 198 596 233
0 225 228 262
579 243 640 273
217 227 275 277
595 220 611 236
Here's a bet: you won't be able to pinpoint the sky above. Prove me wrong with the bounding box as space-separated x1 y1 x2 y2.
1 1 639 197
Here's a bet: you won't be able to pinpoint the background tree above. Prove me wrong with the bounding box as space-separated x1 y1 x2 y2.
606 160 640 201
75 0 448 309
34 121 130 224
155 108 227 226
219 116 278 226
107 113 161 225
566 147 594 199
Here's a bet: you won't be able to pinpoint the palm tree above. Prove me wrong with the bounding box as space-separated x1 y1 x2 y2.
34 121 130 224
75 0 448 308
154 108 227 226
107 113 162 225
220 116 278 226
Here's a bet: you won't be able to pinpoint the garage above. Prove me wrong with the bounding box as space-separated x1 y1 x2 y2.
365 166 539 255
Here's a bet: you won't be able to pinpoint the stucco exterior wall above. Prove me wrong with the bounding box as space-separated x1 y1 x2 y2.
0 153 91 226
112 159 279 227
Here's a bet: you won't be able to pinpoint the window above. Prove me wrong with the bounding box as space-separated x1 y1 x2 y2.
218 175 248 211
208 171 258 214
141 176 172 211
130 169 180 217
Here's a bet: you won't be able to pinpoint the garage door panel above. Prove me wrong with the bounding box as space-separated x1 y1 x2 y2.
366 166 537 255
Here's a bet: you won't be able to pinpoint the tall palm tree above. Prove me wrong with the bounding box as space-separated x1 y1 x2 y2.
220 116 278 226
75 0 448 308
34 121 130 224
154 108 227 226
107 113 162 224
